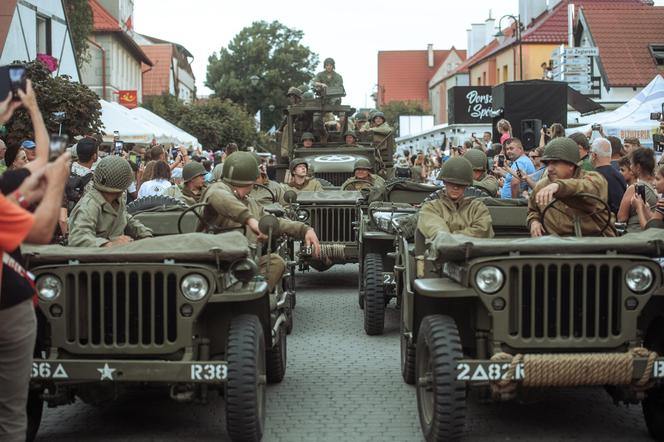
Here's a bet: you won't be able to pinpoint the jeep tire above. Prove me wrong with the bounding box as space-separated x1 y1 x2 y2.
126 195 186 214
225 315 266 442
363 253 385 335
25 389 43 442
416 315 465 442
266 324 287 384
401 319 416 385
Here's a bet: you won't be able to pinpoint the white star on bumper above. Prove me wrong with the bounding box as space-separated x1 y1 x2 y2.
97 363 116 381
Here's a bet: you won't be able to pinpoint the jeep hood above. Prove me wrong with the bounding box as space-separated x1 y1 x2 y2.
295 190 361 204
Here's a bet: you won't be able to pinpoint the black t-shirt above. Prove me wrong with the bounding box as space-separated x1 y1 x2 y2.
595 165 627 214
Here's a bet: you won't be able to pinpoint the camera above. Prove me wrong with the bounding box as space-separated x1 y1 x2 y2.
591 123 601 131
650 104 664 121
49 134 67 161
654 134 664 153
636 183 647 202
0 64 27 101
498 155 505 167
541 123 548 130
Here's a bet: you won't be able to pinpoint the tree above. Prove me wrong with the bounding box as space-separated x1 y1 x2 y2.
64 0 93 66
206 21 318 131
4 60 102 146
379 100 430 129
143 94 189 127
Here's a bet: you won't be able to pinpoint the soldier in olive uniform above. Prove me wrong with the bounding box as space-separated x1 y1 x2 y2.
417 157 495 241
199 152 321 290
463 148 499 196
301 132 315 148
527 137 616 237
286 159 324 192
251 158 286 205
341 158 385 190
361 111 392 137
313 57 345 96
342 131 359 147
68 156 153 247
164 161 207 206
354 113 368 132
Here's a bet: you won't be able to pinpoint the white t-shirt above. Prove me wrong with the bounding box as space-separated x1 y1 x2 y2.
138 179 172 198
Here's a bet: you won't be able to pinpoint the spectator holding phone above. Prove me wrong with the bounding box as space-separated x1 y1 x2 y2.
631 165 664 229
618 147 658 232
498 138 535 199
590 138 626 214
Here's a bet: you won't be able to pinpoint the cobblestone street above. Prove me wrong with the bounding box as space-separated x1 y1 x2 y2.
37 264 652 441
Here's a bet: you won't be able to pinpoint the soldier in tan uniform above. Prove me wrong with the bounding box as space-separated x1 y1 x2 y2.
251 159 286 205
342 131 360 147
417 157 494 241
341 158 385 191
68 156 153 247
200 152 321 290
528 137 616 237
463 148 499 196
285 159 324 192
164 161 207 206
301 132 315 148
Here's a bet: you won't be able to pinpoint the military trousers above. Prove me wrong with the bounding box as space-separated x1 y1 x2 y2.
0 299 37 442
258 253 286 292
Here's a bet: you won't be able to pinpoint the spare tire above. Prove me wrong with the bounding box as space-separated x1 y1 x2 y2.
127 195 186 214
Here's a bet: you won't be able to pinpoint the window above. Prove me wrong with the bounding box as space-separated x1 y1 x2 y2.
36 15 51 55
649 44 664 66
496 68 500 83
482 72 486 85
503 65 509 82
477 76 481 85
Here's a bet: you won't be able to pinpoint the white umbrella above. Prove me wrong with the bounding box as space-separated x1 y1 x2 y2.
131 107 200 148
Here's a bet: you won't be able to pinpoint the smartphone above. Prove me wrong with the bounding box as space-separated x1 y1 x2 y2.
8 65 26 100
514 161 523 178
592 123 601 131
498 155 505 167
636 183 647 202
49 135 67 161
114 140 124 155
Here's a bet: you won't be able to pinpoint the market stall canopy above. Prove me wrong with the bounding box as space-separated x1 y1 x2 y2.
568 75 664 146
131 107 200 148
99 100 176 144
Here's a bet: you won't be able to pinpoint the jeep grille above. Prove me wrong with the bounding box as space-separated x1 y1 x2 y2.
508 263 623 343
308 206 356 243
65 270 178 349
316 171 352 186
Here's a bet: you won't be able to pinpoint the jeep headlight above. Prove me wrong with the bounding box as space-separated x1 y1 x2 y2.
181 274 209 301
371 211 412 234
36 275 62 301
475 266 504 294
230 259 258 284
296 209 309 222
625 265 653 293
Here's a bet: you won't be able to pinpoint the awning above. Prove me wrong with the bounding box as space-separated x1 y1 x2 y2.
567 86 605 116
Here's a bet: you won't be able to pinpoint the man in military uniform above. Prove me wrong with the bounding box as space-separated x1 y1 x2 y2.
354 113 368 133
285 159 323 192
341 158 385 190
199 152 321 290
301 132 315 148
361 111 392 136
164 161 207 206
528 137 615 237
463 148 499 196
342 131 359 147
313 57 345 99
251 159 286 205
417 157 494 241
68 156 153 247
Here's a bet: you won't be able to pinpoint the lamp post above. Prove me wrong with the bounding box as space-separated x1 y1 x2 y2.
494 15 523 81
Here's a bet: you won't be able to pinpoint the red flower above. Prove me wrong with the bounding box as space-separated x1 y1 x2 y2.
36 54 59 73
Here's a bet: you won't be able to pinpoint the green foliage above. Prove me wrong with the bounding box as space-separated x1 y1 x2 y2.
64 0 93 66
145 94 258 149
379 100 431 129
206 20 318 131
4 61 102 146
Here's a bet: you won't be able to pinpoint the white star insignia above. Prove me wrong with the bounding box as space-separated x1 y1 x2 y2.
97 363 116 381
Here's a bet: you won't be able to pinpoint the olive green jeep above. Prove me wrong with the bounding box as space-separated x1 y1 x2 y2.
25 206 292 442
396 198 664 441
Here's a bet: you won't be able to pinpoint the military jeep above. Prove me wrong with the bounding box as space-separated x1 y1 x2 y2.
357 180 440 335
396 198 664 441
25 221 290 441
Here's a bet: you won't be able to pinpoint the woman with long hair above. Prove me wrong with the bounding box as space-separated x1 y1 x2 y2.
617 148 658 232
496 119 512 145
138 160 172 198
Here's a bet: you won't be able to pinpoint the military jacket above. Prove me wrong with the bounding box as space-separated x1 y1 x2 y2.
417 192 494 241
341 174 385 191
200 181 310 243
474 173 500 197
314 71 344 90
286 178 324 193
164 184 204 206
251 179 286 205
68 188 153 247
527 169 616 236
369 122 393 136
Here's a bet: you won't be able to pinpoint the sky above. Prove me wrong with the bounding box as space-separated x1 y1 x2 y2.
133 0 664 109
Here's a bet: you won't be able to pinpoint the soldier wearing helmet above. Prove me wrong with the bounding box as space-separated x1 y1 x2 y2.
354 112 369 132
250 154 286 205
301 132 315 148
286 158 323 192
68 156 153 247
286 86 303 105
527 137 615 237
342 131 359 147
313 57 345 97
199 152 321 290
341 158 385 191
164 161 208 206
463 148 499 196
417 157 494 241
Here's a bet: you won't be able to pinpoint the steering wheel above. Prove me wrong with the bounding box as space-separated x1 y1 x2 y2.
253 183 277 203
341 179 372 191
178 203 214 234
540 192 612 237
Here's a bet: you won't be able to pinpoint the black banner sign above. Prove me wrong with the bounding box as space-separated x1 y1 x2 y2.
448 86 492 124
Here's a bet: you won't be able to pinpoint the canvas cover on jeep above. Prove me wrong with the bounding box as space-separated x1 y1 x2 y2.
430 229 664 261
367 180 440 204
22 232 250 265
294 190 362 204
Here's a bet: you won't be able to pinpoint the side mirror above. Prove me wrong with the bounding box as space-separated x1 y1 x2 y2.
258 214 280 236
284 190 298 204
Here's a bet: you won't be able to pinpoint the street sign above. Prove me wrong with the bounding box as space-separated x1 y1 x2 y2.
563 66 591 74
561 57 591 66
564 47 599 56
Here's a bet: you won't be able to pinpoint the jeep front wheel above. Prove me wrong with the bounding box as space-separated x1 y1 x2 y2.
416 315 465 442
363 253 385 335
401 319 416 385
225 314 266 442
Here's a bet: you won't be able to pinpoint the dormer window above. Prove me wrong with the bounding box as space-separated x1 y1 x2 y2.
649 44 664 66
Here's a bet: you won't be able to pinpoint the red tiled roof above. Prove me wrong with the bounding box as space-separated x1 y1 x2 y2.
0 0 17 56
90 0 120 32
581 4 664 87
377 49 457 105
141 44 173 96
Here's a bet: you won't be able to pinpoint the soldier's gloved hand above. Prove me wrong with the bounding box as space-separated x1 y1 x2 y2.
304 228 321 258
530 220 545 238
535 182 560 207
246 217 268 241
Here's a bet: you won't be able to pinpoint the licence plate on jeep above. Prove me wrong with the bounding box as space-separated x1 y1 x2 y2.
456 361 525 382
383 272 395 285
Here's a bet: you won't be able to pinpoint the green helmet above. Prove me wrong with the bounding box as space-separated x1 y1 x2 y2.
290 158 308 172
541 137 580 165
463 149 488 171
222 151 259 186
93 156 133 193
437 157 473 186
286 86 302 97
353 158 372 171
301 132 314 141
323 57 335 67
344 131 357 140
182 161 207 182
355 113 367 122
